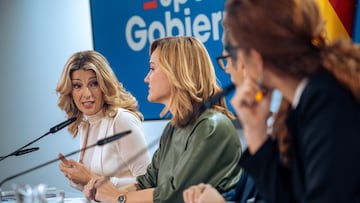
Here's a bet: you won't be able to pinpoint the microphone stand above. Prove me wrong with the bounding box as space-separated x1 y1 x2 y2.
186 84 235 122
0 85 235 199
0 130 131 201
0 117 77 162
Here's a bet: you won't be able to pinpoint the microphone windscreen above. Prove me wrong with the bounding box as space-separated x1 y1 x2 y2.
49 117 77 134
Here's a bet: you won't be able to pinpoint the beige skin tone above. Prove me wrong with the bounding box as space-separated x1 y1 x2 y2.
230 48 301 154
183 183 223 203
83 48 173 203
71 69 105 116
183 47 302 203
58 69 105 186
223 51 246 86
145 48 171 105
183 50 246 203
58 154 96 185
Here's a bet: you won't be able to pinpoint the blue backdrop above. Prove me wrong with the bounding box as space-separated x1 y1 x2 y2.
90 0 232 120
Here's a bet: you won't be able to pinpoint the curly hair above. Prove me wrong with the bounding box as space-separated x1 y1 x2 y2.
56 50 143 137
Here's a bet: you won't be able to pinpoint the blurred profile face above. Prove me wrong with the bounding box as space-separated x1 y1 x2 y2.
144 48 171 106
71 69 104 116
235 47 263 84
221 32 247 86
223 50 246 86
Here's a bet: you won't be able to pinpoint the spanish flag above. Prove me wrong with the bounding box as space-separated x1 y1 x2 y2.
315 0 357 41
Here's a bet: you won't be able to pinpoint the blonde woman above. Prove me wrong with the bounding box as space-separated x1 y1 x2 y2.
56 50 150 191
83 36 242 203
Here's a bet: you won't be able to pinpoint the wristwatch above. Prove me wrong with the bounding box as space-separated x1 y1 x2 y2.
118 194 126 203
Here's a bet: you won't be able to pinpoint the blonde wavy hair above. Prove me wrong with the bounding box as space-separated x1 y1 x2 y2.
224 0 360 166
56 50 143 137
150 36 235 127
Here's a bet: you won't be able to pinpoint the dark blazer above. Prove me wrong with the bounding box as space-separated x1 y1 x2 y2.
239 71 360 203
223 171 266 203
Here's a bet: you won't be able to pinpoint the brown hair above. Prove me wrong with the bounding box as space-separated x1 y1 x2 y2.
224 0 360 166
150 36 235 127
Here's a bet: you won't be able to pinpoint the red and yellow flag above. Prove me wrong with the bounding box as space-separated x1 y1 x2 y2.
316 0 356 41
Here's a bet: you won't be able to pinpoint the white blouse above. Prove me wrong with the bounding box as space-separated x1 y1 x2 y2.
72 108 150 190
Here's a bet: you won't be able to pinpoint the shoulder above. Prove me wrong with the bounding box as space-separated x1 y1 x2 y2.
111 108 144 133
183 109 240 149
305 71 349 99
113 108 142 123
196 109 235 129
300 71 357 110
187 109 238 141
294 71 360 135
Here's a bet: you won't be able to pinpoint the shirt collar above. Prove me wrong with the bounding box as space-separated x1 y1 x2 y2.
82 109 105 124
292 78 308 108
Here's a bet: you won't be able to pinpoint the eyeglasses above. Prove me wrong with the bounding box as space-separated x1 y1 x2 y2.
216 55 231 71
216 44 239 71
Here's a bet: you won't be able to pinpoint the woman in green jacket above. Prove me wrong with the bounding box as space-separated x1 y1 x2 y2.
83 36 242 203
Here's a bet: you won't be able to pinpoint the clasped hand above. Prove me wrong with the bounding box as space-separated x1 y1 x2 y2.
84 176 125 202
183 183 226 203
58 153 94 185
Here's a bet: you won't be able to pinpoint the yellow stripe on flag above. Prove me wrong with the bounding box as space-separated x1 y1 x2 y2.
316 0 351 41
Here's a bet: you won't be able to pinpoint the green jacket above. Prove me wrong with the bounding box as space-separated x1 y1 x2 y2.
137 109 242 202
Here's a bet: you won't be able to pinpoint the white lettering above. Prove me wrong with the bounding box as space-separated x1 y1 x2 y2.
192 14 211 42
125 8 224 51
173 0 187 12
211 11 223 40
125 16 147 51
159 0 171 8
184 8 191 36
148 21 166 43
165 11 184 36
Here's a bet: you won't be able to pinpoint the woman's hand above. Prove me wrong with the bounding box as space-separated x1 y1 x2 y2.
231 78 272 154
183 183 225 203
58 153 95 185
84 177 124 203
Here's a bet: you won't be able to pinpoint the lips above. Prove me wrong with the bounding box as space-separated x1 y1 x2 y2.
82 101 94 108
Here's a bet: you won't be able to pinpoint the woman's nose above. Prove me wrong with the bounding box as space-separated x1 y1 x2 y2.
144 73 150 83
82 86 92 98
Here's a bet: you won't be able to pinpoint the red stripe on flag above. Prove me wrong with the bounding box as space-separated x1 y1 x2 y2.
329 0 356 35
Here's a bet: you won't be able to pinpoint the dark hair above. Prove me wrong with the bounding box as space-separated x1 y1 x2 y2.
224 0 360 166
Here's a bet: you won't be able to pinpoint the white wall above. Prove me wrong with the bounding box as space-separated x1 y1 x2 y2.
0 0 167 196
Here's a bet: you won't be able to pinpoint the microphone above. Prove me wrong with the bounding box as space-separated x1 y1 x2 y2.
0 117 77 162
186 84 235 122
0 84 236 198
49 117 77 134
0 147 40 159
199 84 235 112
195 84 235 114
0 130 131 189
13 147 40 156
